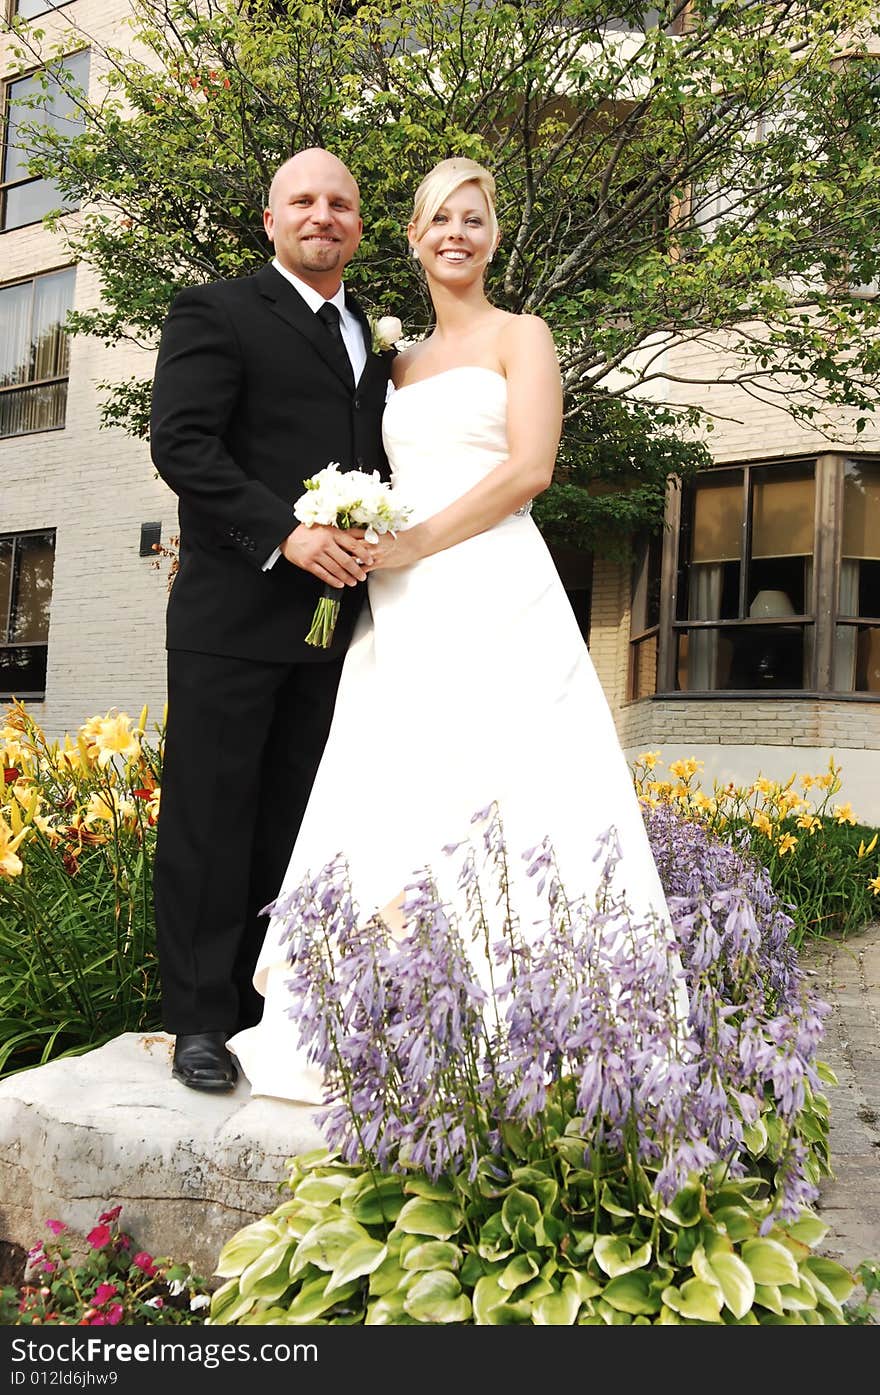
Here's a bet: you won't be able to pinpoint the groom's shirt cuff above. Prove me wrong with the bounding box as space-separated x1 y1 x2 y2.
263 547 281 571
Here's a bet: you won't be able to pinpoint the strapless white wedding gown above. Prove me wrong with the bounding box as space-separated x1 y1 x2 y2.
227 366 683 1101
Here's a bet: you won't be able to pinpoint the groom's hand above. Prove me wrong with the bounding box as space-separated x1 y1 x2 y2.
281 524 376 587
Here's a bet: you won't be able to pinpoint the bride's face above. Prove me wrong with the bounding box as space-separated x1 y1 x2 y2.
409 182 497 285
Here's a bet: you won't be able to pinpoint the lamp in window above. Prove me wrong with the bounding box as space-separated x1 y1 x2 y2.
749 589 795 619
748 589 797 686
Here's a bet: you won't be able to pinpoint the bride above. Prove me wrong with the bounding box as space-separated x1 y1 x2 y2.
227 157 686 1101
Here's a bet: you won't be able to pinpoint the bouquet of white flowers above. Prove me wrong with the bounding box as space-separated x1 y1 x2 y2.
294 463 411 648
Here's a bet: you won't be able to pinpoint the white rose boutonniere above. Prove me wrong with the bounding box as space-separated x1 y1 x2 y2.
371 315 403 354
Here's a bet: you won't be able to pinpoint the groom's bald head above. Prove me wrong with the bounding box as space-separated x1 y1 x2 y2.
264 148 363 293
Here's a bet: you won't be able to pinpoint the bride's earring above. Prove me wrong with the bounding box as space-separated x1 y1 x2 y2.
411 247 420 262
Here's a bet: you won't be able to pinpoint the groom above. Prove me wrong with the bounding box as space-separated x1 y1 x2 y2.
149 148 392 1090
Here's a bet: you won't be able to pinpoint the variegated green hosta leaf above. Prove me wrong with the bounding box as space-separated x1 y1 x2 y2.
599 1182 635 1218
294 1173 351 1206
477 1211 515 1261
324 1238 388 1295
238 1239 298 1299
473 1273 508 1324
366 1291 418 1325
271 1200 335 1240
402 1240 462 1272
501 1189 542 1235
803 1255 855 1314
593 1235 652 1277
754 1284 784 1316
341 1172 407 1226
661 1278 724 1323
602 1269 663 1316
285 1273 360 1323
292 1216 373 1275
498 1252 540 1293
207 1277 258 1325
214 1218 285 1278
395 1196 463 1239
742 1238 799 1288
237 1306 289 1325
778 1276 819 1312
403 1176 458 1201
403 1270 472 1323
711 1206 758 1243
692 1242 755 1319
741 1117 769 1154
532 1285 581 1325
660 1183 704 1227
783 1211 829 1248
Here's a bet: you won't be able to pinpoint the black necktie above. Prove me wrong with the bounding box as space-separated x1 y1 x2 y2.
316 302 354 387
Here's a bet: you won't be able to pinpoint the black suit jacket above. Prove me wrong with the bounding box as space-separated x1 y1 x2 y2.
149 263 392 662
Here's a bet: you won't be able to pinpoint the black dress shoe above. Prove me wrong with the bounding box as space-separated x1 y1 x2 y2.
172 1032 238 1092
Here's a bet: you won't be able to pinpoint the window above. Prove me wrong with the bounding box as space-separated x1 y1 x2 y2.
630 453 880 698
1 50 89 232
838 460 880 693
629 531 662 699
675 460 815 692
0 530 56 700
0 268 76 437
13 0 76 19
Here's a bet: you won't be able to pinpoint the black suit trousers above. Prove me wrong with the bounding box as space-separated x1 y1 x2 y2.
153 648 344 1034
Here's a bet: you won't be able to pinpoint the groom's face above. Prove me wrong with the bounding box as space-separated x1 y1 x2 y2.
264 152 363 293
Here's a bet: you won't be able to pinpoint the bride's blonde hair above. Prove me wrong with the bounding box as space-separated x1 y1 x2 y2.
409 157 499 246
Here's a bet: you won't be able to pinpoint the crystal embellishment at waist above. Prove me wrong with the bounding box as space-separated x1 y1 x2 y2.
513 500 533 517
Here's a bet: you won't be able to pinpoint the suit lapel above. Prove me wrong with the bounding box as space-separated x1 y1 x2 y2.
345 289 390 395
255 263 354 389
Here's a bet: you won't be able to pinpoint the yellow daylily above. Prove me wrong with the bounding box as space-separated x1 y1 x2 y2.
796 814 821 834
858 833 879 859
751 811 774 838
638 750 662 770
777 832 798 856
869 875 880 896
88 712 142 769
84 790 137 825
0 813 28 877
833 803 857 826
668 757 703 780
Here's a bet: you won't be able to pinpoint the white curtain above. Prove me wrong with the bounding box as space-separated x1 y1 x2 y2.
834 560 860 690
688 563 723 689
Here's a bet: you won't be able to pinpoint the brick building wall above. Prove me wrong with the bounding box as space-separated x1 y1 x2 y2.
2 1 180 741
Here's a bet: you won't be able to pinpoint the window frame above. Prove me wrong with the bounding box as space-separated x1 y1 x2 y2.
7 0 78 20
0 265 76 439
629 451 880 701
0 48 89 233
0 527 56 702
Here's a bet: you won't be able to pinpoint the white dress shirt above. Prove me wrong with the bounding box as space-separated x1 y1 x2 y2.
263 260 369 569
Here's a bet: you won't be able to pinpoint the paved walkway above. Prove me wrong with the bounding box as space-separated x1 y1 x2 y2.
800 920 880 1314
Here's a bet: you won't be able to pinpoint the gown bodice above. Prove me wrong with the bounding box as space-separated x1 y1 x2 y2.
382 366 510 523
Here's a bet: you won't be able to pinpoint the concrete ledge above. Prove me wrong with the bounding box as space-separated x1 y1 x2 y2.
0 1033 325 1278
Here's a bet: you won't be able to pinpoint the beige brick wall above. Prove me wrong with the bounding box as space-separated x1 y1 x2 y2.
2 2 177 741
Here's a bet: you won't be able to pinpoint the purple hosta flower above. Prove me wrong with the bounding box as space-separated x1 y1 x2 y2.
275 800 829 1220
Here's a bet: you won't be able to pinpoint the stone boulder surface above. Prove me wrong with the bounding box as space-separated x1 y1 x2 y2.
0 1033 325 1278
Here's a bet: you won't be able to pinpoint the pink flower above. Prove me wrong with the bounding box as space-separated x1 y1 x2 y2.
115 1232 132 1251
92 1283 119 1308
39 1261 56 1275
104 1303 124 1325
45 1219 66 1235
132 1251 157 1276
86 1224 112 1250
98 1206 123 1225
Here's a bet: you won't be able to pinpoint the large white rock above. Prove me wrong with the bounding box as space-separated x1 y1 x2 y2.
0 1033 327 1279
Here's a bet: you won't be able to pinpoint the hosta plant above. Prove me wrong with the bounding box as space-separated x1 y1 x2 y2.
210 1138 853 1326
208 806 858 1325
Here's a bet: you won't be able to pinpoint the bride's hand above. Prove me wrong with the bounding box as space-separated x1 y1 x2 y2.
366 530 418 571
